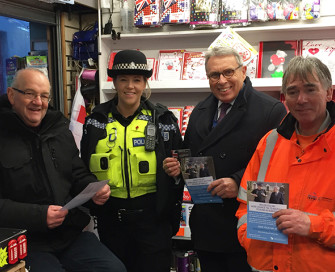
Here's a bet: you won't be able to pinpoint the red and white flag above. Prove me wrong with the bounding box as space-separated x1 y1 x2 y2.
69 69 86 152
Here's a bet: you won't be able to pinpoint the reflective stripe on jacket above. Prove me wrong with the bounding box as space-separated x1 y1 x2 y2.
236 106 335 271
89 110 156 198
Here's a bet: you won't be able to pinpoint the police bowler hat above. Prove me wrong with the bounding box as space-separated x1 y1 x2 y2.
107 50 153 78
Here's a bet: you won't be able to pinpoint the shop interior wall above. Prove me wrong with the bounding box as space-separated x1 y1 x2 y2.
62 11 98 118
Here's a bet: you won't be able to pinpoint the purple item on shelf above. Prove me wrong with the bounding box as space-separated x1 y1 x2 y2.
176 252 190 272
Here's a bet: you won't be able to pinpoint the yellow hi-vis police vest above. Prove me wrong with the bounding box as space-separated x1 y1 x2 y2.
89 110 157 198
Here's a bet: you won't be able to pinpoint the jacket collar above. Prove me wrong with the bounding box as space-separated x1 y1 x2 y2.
277 100 335 140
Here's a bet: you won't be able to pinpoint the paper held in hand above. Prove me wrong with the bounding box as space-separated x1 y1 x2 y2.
246 181 289 244
181 156 222 204
61 179 109 211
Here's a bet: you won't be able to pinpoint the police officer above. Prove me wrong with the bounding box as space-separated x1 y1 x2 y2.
81 50 183 272
251 182 267 202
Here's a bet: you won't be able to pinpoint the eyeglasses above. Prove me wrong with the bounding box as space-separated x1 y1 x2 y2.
208 64 243 81
12 87 51 103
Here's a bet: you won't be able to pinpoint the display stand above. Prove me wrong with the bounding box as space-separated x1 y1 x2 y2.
3 261 25 272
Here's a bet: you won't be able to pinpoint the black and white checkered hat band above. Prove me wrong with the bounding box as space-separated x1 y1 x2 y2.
113 62 149 71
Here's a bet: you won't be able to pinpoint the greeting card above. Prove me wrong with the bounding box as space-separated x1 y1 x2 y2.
209 27 258 66
168 107 184 131
146 57 157 81
107 51 118 82
301 39 335 78
181 105 194 138
258 40 299 78
157 50 184 81
181 51 207 80
246 55 258 79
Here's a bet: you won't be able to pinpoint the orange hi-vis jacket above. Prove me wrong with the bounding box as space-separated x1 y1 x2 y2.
236 107 335 272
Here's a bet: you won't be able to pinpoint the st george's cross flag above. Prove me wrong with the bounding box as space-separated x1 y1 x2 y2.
69 68 86 152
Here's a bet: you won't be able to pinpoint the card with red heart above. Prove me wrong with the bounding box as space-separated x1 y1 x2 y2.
301 39 335 79
157 50 185 81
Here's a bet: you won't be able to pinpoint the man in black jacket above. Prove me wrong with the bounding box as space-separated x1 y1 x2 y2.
251 183 267 202
0 68 126 272
164 47 287 272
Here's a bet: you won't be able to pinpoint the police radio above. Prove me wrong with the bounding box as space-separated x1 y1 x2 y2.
145 110 156 152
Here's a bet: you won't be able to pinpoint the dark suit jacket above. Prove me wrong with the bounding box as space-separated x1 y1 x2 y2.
184 77 287 252
199 167 210 177
269 191 284 204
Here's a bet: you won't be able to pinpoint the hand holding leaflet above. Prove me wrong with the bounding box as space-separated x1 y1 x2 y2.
185 176 223 204
181 156 222 204
246 181 289 244
61 180 109 210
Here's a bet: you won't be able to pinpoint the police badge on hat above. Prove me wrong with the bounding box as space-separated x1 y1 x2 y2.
107 50 153 78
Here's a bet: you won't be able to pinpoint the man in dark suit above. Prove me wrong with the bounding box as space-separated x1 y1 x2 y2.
199 163 210 177
163 46 287 272
269 186 284 204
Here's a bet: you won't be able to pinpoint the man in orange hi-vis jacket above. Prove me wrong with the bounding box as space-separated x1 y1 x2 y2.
236 56 335 272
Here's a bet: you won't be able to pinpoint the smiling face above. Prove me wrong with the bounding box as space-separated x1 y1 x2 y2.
284 73 333 135
206 55 246 103
7 69 50 127
114 74 147 115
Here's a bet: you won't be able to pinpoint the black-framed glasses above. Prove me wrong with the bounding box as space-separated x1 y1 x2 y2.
208 64 243 81
12 87 51 103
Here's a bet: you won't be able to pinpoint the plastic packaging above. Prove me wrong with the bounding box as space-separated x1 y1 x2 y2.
190 0 220 29
282 0 300 20
134 0 161 27
267 0 285 21
301 0 320 20
220 0 249 27
249 0 268 22
120 0 134 33
161 0 190 24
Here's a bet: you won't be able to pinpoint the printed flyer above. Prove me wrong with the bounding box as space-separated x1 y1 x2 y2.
181 156 222 204
246 181 289 244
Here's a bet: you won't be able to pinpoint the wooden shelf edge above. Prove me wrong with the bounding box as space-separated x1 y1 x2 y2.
101 78 284 93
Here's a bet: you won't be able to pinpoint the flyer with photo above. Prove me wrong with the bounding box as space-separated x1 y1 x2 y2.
246 181 289 244
181 156 222 204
